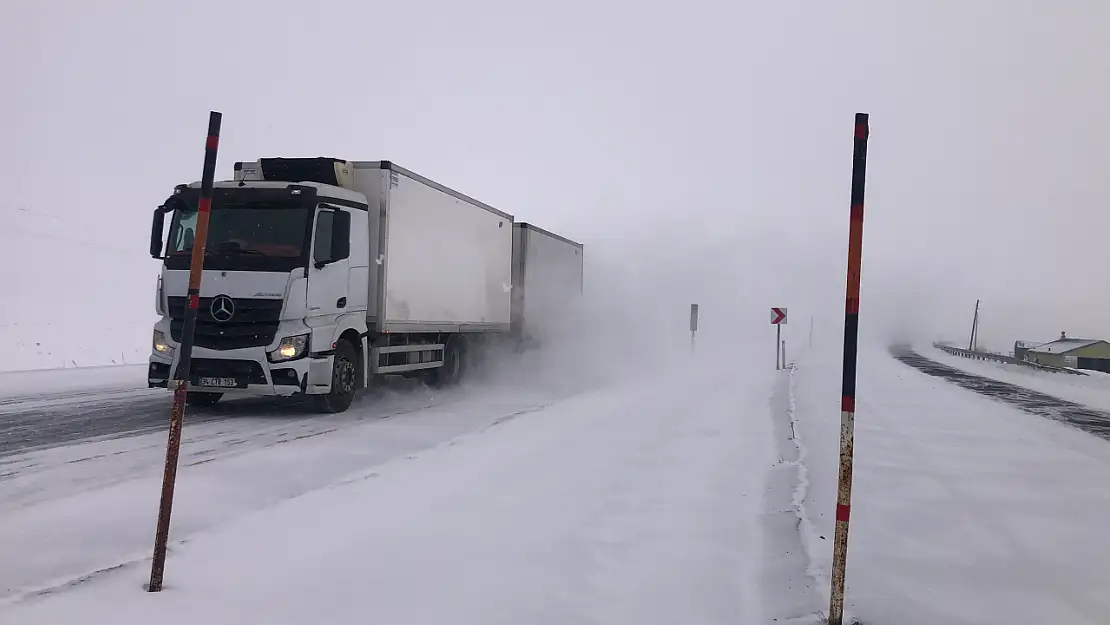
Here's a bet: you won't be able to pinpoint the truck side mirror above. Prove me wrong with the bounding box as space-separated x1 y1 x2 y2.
150 206 166 258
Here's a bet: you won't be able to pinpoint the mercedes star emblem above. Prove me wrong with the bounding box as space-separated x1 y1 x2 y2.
210 295 235 322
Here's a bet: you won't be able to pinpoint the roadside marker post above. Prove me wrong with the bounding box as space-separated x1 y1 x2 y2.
771 307 787 369
148 111 223 593
828 112 870 625
968 299 980 351
690 304 699 351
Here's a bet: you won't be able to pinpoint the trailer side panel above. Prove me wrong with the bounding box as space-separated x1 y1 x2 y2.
513 223 584 339
380 169 514 332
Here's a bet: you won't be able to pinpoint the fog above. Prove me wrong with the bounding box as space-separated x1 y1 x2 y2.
3 1 1109 370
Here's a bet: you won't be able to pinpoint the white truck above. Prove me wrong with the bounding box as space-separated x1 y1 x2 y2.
148 157 583 413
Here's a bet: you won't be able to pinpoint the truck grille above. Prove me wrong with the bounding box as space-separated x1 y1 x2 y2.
167 296 283 350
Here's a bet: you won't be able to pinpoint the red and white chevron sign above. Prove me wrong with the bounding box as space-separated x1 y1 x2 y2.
771 307 787 325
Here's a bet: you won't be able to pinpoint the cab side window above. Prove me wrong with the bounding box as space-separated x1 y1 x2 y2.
313 207 351 266
313 211 334 264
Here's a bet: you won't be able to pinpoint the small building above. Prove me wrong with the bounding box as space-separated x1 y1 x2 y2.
1025 334 1110 372
1014 340 1037 361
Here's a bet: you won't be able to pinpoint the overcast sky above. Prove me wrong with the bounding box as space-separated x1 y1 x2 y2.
3 0 1109 359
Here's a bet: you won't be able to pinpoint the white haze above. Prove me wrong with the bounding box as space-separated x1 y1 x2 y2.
2 1 1109 371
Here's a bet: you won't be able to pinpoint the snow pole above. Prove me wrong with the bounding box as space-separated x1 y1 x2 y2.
828 112 869 625
968 299 980 351
776 324 781 370
690 304 699 352
148 110 223 593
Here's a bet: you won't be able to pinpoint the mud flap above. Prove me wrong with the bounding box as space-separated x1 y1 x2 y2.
307 355 334 394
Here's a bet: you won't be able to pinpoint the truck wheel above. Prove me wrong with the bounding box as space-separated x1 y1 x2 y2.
313 340 358 413
186 392 223 407
428 338 465 388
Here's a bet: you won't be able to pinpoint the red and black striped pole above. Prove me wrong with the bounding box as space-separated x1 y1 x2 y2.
828 112 869 625
148 110 223 593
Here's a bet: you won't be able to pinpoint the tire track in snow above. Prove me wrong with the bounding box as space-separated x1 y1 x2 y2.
0 384 495 513
0 382 600 605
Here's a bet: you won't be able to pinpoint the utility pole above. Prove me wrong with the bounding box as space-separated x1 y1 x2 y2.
968 299 980 352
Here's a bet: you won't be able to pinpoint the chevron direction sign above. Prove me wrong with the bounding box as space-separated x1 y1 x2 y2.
771 307 788 325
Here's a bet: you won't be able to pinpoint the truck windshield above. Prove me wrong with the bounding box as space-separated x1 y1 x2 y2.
165 199 311 272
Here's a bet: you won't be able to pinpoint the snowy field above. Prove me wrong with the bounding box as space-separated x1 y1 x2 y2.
795 346 1110 624
925 344 1110 412
0 206 159 373
0 365 147 401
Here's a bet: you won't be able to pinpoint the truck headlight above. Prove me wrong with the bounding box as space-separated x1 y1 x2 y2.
153 329 174 358
268 334 309 363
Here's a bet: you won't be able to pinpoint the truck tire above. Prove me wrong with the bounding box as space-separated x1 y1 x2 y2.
313 339 358 413
186 392 222 407
427 338 465 388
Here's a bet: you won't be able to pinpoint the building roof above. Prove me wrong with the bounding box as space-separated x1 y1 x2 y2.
1026 338 1108 355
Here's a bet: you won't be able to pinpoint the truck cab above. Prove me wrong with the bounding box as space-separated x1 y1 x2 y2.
148 158 372 412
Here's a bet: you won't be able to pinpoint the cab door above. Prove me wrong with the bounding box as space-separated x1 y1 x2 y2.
306 205 352 319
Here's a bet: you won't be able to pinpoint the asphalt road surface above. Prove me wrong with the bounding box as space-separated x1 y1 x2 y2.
0 385 326 458
0 366 462 458
891 346 1110 442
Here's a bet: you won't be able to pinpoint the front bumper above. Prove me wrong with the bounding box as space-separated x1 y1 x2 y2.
148 345 333 397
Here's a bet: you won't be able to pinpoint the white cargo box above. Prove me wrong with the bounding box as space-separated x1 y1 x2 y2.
351 162 515 333
511 222 584 338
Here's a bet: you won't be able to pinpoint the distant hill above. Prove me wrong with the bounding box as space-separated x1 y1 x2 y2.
1 206 159 371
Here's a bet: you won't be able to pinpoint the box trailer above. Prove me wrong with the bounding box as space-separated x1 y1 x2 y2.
511 222 584 342
148 157 581 413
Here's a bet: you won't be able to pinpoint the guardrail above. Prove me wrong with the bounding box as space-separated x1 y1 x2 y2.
932 343 1088 376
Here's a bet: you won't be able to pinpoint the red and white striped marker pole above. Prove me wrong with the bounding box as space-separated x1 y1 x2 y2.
828 112 869 625
148 111 223 593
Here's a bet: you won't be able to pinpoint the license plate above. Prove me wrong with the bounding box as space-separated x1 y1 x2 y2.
198 376 239 388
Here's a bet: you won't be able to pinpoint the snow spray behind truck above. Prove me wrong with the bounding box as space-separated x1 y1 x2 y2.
148 157 583 413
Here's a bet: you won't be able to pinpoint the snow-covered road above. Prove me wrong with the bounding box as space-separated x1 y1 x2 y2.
928 344 1110 414
7 343 1110 625
0 361 616 604
0 366 166 455
0 366 448 458
1 352 793 624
